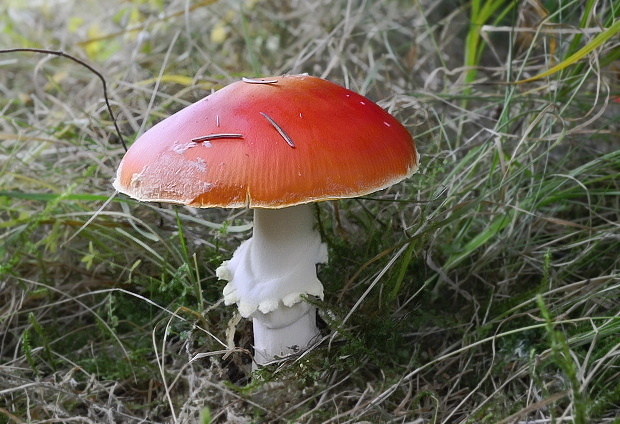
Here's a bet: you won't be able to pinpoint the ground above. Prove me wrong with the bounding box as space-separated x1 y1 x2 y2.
0 0 619 423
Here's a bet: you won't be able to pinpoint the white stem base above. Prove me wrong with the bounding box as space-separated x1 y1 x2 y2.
252 303 320 366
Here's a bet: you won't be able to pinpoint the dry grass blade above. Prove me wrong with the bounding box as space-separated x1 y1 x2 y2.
1 0 618 422
516 20 620 83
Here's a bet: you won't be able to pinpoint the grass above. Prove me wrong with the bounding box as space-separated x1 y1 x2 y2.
1 0 619 422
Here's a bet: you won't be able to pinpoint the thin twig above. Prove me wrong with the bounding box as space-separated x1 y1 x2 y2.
242 77 278 84
191 133 244 142
260 112 295 148
0 48 127 151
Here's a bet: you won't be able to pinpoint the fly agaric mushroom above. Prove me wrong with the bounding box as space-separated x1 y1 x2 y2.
113 74 418 366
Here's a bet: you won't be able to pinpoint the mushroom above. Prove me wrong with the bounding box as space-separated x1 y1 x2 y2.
113 74 418 366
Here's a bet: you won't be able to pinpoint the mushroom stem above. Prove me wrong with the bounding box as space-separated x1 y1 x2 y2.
252 301 320 366
219 204 328 365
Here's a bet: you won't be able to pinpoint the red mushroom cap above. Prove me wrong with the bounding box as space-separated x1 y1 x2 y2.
113 74 418 208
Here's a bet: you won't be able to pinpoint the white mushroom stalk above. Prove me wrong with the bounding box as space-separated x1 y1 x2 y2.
216 204 327 365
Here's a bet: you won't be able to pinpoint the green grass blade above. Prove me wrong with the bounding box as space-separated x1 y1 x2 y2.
517 19 620 83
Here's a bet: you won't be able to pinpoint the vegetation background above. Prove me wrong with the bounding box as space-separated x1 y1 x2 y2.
1 0 618 422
